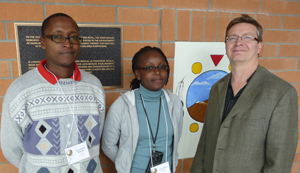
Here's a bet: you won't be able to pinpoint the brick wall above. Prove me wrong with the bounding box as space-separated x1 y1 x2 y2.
0 0 300 172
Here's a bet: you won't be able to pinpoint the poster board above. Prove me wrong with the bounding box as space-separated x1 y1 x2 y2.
173 42 231 159
15 23 123 88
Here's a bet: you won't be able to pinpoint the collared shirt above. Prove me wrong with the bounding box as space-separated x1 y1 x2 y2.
37 59 81 84
222 71 255 122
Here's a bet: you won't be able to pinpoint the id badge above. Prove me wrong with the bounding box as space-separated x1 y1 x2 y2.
150 162 171 173
65 141 90 165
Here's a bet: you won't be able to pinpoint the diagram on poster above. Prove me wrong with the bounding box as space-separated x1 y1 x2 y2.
173 42 231 159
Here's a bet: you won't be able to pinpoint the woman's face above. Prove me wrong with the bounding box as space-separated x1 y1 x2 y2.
134 50 168 91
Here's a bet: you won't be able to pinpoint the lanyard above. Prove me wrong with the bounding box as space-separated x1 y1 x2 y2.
44 65 84 149
140 94 161 152
141 95 169 168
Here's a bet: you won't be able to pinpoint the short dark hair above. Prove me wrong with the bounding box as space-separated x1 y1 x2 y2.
41 13 77 36
225 14 263 42
130 46 170 90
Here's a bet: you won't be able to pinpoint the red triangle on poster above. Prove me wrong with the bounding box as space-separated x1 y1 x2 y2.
210 55 224 66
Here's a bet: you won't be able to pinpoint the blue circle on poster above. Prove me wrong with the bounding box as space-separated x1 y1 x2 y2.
187 70 227 108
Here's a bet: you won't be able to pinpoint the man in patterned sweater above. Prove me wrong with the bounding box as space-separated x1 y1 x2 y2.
1 13 105 173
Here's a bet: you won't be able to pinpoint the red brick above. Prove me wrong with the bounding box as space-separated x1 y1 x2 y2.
0 98 3 114
143 25 159 41
297 60 300 70
105 92 121 107
211 0 260 12
276 71 300 83
152 0 208 9
204 12 218 42
123 59 133 75
191 11 204 42
256 14 281 29
175 159 183 173
264 30 300 43
103 88 117 93
0 23 5 39
119 75 135 90
102 166 117 173
99 153 114 166
217 12 231 42
279 45 300 57
183 158 194 173
85 0 148 6
177 10 191 41
164 76 173 90
297 142 300 152
0 43 17 59
123 43 158 58
168 60 174 74
231 13 255 21
11 61 20 77
259 44 278 58
292 163 300 173
262 0 300 15
0 3 43 21
295 84 300 96
0 79 14 95
7 23 15 40
259 58 297 71
15 0 79 2
161 43 175 58
294 153 300 163
161 9 176 41
283 16 300 30
46 5 116 23
0 148 8 162
0 61 10 77
0 163 18 173
118 7 159 24
123 25 142 41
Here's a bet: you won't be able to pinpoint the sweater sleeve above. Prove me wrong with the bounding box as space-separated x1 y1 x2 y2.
1 94 25 168
101 96 123 162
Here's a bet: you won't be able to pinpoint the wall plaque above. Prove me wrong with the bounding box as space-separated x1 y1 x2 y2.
15 23 123 88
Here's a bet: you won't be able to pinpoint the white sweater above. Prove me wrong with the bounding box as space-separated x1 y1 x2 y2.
102 89 183 173
1 67 105 173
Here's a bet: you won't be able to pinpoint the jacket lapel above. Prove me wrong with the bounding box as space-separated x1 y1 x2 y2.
223 65 264 122
217 74 231 124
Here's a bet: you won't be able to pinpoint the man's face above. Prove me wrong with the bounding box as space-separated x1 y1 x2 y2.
225 23 262 66
40 16 80 70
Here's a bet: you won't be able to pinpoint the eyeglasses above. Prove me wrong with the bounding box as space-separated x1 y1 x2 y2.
136 65 169 73
226 35 259 43
43 35 83 44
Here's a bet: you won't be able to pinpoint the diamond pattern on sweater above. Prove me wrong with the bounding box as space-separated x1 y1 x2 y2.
37 168 51 173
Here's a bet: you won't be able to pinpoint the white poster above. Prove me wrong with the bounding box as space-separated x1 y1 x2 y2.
174 42 231 159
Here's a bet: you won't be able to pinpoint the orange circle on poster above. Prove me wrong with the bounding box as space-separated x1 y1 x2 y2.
192 62 202 74
190 123 199 133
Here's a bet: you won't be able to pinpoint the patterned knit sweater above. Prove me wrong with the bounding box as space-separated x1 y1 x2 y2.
1 60 105 173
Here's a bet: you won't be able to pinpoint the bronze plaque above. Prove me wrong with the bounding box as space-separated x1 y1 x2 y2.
15 23 123 88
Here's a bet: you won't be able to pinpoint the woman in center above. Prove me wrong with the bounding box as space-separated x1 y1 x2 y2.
102 46 183 173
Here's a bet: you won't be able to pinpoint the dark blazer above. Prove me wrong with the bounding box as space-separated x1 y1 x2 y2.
190 65 298 173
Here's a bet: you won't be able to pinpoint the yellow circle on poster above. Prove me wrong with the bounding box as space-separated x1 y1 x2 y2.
190 123 199 132
192 62 202 74
229 64 231 71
